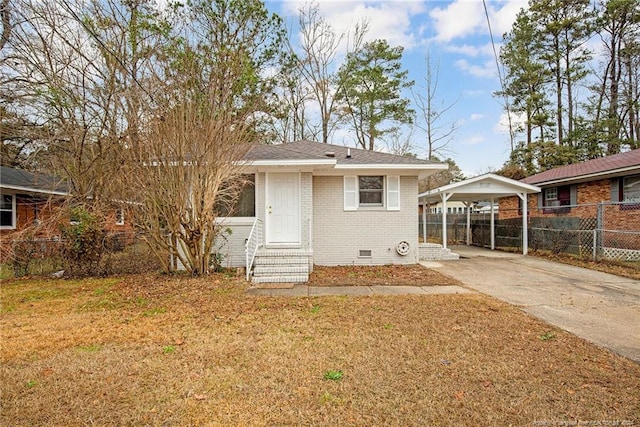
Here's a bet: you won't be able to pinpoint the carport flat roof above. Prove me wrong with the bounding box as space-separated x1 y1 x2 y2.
418 173 540 203
418 173 541 256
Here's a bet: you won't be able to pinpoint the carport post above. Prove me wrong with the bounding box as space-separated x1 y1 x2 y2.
518 193 528 255
441 192 452 249
464 201 472 245
490 197 495 250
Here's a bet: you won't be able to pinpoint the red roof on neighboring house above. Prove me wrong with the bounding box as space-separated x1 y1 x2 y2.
521 149 640 186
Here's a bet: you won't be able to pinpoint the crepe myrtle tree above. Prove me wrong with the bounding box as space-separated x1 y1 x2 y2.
131 96 255 275
126 0 286 275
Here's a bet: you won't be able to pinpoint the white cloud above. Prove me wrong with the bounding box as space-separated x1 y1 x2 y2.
429 0 485 42
470 113 484 121
462 89 487 97
463 135 485 145
455 59 497 79
494 111 526 134
490 0 528 37
281 0 427 54
445 42 495 58
426 1 526 83
429 0 527 42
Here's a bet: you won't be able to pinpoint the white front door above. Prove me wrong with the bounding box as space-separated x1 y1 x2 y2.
266 172 300 244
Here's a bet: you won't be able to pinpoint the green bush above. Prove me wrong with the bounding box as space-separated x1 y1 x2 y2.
60 206 105 277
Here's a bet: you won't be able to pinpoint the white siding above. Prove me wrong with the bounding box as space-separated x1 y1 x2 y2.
214 218 254 267
313 175 418 265
300 172 313 253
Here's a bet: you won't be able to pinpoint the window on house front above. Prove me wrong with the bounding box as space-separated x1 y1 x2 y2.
543 186 571 213
545 187 557 202
344 175 400 211
621 175 640 202
0 194 15 229
217 174 256 217
358 176 384 206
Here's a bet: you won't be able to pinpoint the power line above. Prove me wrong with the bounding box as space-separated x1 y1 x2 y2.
483 0 515 153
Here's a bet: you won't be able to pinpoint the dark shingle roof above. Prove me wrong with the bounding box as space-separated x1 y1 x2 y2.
0 166 68 195
521 149 640 185
245 140 442 165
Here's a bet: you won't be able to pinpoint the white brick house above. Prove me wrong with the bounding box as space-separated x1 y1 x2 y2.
218 140 447 283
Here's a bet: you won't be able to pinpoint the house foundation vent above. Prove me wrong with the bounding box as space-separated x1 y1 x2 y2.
358 249 372 258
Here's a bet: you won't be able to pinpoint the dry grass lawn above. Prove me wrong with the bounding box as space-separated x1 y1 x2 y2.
307 264 462 286
1 268 639 426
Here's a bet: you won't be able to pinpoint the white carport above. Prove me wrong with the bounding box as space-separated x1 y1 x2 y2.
418 174 541 255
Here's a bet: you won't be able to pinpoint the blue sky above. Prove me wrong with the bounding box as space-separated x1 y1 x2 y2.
266 0 529 177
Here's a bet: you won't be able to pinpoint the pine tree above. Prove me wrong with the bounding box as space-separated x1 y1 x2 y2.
335 39 414 151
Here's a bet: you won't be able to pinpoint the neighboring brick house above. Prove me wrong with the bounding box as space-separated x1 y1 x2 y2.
0 166 69 236
0 166 132 239
499 149 640 243
221 140 448 283
500 149 640 220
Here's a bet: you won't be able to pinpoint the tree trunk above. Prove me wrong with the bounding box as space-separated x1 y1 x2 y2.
555 37 563 145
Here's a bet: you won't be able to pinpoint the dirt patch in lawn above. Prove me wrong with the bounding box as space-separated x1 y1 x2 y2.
1 273 639 426
308 264 462 286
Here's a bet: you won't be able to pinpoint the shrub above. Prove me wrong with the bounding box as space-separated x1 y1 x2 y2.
60 206 106 277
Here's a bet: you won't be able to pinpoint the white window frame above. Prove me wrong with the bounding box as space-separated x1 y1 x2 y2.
544 187 558 201
622 175 640 202
358 176 384 207
0 193 16 230
343 175 400 211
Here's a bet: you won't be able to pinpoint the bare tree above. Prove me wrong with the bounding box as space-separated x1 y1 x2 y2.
268 57 315 144
287 3 367 144
412 53 458 161
0 0 10 51
292 3 342 144
7 0 125 201
0 0 51 169
385 128 415 157
129 94 254 275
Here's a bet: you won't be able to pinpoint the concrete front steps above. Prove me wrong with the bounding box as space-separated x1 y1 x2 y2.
418 243 460 261
250 249 311 284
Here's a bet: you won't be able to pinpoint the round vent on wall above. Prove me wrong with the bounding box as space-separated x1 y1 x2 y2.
396 241 410 256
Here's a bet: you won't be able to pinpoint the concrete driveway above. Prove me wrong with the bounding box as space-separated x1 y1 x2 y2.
423 245 640 363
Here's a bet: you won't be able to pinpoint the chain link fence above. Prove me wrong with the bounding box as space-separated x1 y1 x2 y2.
419 201 640 263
